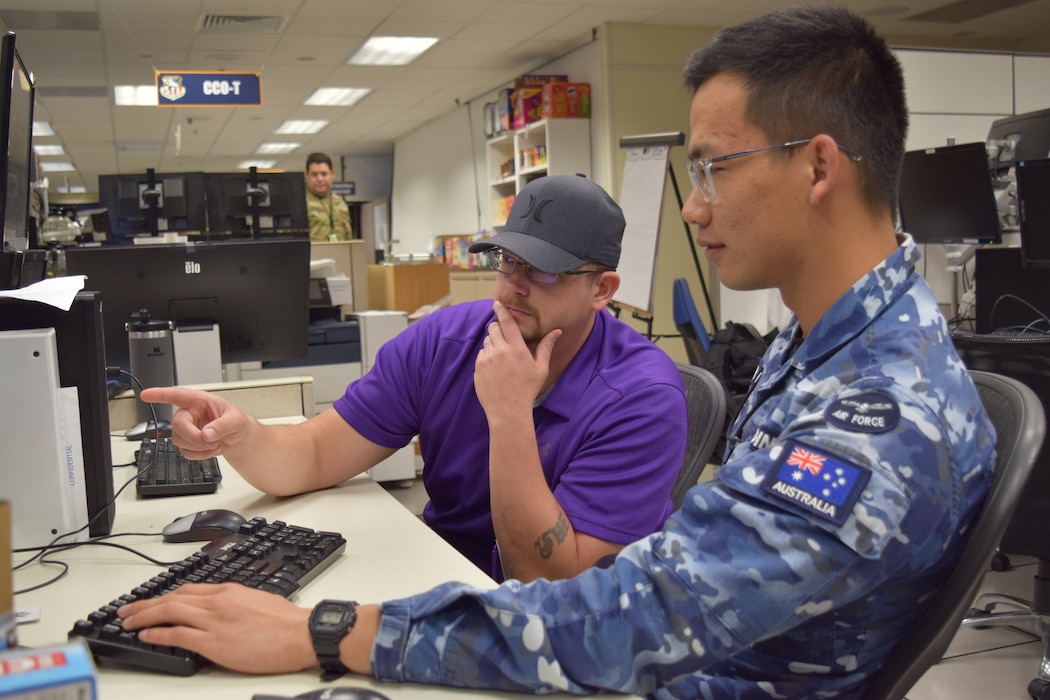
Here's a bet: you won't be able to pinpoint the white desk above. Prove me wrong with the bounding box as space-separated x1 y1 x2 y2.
11 425 547 700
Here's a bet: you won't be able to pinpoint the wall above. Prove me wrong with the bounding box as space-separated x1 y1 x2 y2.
389 34 606 259
390 107 479 256
600 24 717 362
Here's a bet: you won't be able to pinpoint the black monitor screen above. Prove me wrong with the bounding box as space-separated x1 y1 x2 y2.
65 238 310 371
204 172 308 238
0 31 34 247
97 171 207 243
898 142 1002 245
1017 158 1050 268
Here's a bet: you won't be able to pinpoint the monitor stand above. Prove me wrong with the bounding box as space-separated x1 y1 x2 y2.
172 322 223 385
944 243 977 272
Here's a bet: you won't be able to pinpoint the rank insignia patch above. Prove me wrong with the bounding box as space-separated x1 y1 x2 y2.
763 441 871 525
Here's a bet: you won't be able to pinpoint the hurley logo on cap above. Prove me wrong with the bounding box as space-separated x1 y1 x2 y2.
520 195 553 223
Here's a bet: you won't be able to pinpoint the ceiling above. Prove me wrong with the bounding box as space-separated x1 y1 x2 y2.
8 0 1050 201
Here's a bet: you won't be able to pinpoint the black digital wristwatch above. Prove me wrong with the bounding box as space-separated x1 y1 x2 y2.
308 599 358 681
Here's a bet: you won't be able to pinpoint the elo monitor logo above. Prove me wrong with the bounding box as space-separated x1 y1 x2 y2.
184 261 201 274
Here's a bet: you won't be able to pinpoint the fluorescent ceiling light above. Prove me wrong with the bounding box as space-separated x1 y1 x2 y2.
256 142 300 154
33 144 67 156
347 36 438 66
304 87 371 107
55 185 87 194
238 159 276 170
40 161 76 172
114 85 158 106
274 120 327 134
33 121 55 136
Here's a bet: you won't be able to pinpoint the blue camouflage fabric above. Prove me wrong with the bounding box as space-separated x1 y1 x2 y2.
370 234 996 699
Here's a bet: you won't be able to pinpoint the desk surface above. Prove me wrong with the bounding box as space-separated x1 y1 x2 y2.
12 423 547 699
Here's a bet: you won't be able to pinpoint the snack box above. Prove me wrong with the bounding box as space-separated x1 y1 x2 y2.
514 74 568 88
541 82 591 119
0 640 97 699
512 87 544 130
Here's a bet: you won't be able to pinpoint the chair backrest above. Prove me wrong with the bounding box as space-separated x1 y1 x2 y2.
859 370 1045 700
672 278 712 365
671 362 728 509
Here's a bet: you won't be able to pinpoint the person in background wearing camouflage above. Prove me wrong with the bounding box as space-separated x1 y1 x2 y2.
118 7 996 698
305 152 352 242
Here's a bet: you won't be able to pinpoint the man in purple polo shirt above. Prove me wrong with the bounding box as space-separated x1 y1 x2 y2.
141 174 687 583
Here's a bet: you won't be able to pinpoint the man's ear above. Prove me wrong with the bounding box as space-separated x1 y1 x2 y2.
807 134 842 206
592 272 620 311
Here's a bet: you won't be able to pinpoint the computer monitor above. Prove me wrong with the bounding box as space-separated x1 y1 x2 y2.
203 170 308 239
65 238 310 372
0 31 35 288
0 291 116 537
97 170 207 244
1016 158 1050 268
898 142 1002 246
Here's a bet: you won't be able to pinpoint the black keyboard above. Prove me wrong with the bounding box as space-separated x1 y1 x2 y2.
68 516 346 675
136 437 222 497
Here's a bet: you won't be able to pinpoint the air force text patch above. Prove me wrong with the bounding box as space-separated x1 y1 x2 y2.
825 391 900 434
762 441 871 525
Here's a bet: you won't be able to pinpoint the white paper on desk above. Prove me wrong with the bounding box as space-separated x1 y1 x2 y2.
0 275 86 311
58 386 89 542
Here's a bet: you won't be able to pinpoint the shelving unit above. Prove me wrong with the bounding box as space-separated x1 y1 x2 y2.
485 118 591 228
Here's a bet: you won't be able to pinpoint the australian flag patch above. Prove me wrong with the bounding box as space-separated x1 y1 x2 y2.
762 440 871 525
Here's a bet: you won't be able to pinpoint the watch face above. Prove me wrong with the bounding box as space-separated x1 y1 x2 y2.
317 606 346 625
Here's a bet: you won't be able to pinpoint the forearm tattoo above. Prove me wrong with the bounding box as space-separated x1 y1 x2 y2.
534 512 570 559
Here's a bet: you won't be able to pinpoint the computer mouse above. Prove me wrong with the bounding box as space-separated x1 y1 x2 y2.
124 419 172 441
162 509 248 543
295 688 392 700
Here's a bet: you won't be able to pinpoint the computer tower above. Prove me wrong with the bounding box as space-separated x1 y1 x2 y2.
0 290 115 536
974 246 1050 335
0 329 90 548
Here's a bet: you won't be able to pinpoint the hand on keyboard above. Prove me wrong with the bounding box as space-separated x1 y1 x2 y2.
69 517 346 675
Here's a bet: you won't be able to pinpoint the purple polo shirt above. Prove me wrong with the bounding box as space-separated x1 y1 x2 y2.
333 300 687 580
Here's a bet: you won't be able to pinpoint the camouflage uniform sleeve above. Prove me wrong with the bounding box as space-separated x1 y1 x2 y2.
369 383 962 695
334 196 352 239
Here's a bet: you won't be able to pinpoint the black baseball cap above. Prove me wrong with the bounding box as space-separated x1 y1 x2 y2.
469 174 624 273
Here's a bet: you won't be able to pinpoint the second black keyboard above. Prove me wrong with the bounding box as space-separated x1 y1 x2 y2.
136 437 222 497
68 516 347 675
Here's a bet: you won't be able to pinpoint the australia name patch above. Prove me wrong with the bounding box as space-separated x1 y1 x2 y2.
762 440 871 525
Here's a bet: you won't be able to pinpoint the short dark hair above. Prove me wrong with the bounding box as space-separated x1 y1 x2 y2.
306 152 334 171
683 5 908 215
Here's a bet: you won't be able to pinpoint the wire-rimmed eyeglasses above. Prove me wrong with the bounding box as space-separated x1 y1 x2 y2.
686 138 863 202
487 249 612 286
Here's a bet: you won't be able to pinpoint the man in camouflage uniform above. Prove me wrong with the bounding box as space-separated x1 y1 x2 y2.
305 152 352 242
119 7 996 698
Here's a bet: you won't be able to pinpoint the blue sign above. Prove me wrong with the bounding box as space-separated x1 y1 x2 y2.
156 71 262 107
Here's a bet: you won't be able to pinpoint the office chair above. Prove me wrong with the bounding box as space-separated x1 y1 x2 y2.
952 332 1050 698
672 278 712 366
671 362 727 509
858 370 1044 700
